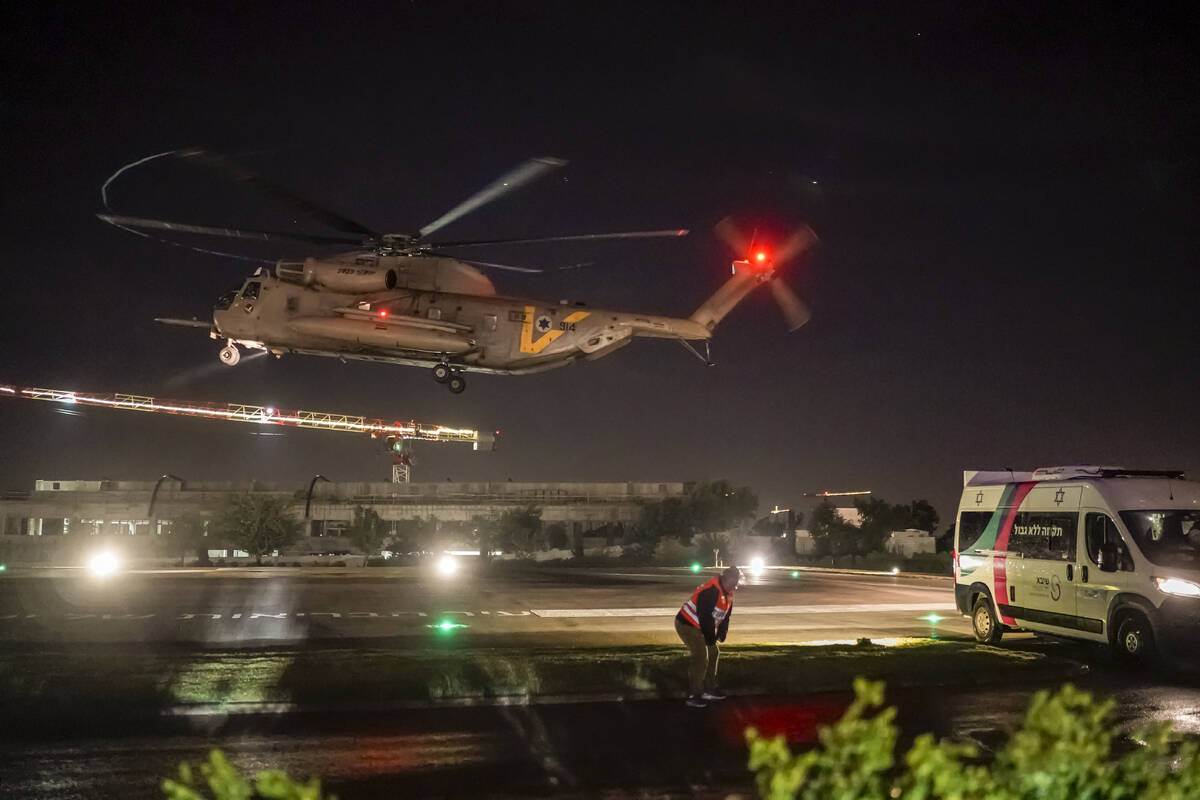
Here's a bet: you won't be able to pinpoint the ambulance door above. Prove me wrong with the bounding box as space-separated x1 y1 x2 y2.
1076 511 1134 640
1007 487 1081 632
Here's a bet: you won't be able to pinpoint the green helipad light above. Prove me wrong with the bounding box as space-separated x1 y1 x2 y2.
791 570 800 578
920 613 944 625
690 563 702 573
427 620 469 632
0 564 6 572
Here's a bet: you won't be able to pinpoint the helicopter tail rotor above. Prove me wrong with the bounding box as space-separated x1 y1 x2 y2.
714 217 817 332
768 276 812 332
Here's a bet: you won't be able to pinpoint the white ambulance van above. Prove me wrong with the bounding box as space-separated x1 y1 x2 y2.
954 466 1200 661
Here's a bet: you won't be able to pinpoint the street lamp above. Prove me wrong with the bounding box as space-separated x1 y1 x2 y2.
148 473 185 535
305 474 332 537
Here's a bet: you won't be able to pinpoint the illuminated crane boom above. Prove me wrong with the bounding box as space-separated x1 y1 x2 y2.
0 384 495 450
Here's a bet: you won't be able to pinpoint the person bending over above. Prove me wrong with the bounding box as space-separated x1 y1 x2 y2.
675 565 740 708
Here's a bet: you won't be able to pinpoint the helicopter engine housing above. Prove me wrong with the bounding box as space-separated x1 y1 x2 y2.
291 258 398 293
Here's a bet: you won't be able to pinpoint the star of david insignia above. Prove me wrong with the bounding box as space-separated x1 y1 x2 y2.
536 315 552 333
1054 489 1065 505
975 491 984 505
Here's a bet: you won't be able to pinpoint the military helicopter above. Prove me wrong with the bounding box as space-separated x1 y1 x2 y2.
99 150 816 393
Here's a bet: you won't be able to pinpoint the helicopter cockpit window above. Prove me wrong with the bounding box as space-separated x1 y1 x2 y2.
214 290 238 311
241 281 261 301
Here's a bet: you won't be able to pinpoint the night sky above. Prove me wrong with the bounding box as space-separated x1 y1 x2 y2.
2 3 1197 523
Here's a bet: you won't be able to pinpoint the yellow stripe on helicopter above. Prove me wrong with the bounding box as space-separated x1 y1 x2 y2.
520 306 590 354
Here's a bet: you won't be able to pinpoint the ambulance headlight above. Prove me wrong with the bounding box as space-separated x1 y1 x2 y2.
749 557 765 577
1155 577 1200 598
88 551 120 577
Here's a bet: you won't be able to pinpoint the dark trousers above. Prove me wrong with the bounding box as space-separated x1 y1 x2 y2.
675 616 718 694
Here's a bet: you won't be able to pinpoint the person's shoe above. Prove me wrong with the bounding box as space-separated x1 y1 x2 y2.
685 694 709 708
702 687 729 701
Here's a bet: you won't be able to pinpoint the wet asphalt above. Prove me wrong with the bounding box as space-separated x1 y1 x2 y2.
3 566 1199 797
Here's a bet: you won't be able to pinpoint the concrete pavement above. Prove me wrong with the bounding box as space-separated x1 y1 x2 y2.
0 564 968 644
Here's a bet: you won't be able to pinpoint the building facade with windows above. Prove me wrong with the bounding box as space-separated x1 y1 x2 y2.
0 479 685 564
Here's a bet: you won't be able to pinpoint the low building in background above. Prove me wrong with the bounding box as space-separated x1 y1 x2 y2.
885 528 936 557
0 479 685 566
794 529 817 555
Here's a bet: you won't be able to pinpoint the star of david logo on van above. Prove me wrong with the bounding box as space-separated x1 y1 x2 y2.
1054 489 1065 505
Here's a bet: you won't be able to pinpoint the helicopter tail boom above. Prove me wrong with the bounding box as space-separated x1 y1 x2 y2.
688 264 762 332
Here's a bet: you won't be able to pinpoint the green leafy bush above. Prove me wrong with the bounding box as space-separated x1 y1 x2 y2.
747 678 1200 799
163 749 335 800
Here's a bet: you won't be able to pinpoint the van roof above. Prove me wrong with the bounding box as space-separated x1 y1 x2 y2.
963 466 1185 486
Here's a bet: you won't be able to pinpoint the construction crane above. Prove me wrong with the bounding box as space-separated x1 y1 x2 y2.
1 383 496 483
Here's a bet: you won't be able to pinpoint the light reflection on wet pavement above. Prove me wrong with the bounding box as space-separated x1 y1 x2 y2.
6 653 1200 798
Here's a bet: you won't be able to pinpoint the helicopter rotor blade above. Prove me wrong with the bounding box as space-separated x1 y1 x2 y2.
423 251 544 273
417 157 567 238
97 213 365 246
775 224 820 264
175 149 382 239
768 278 812 332
715 216 751 256
429 229 688 249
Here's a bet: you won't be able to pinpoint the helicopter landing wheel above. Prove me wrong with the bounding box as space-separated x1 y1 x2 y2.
219 344 241 366
447 374 466 394
431 363 452 384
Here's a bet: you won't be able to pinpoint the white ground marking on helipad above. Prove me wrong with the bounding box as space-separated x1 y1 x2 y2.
531 602 957 618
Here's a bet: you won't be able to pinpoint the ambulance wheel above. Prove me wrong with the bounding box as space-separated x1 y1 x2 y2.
219 345 240 366
972 596 1003 644
447 375 466 394
1112 612 1156 664
432 363 452 383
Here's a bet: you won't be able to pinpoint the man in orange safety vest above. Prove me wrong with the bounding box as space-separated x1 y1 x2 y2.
675 565 740 708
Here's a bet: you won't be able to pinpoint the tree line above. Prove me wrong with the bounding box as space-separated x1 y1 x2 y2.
807 496 939 562
158 483 940 565
158 480 762 563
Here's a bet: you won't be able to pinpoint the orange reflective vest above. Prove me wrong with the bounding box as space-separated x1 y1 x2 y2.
679 576 732 629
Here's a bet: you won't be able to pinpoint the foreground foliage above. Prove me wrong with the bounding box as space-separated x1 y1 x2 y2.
163 749 335 800
748 678 1200 799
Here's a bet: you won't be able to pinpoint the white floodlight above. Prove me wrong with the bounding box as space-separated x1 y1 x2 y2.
436 554 458 577
88 551 120 577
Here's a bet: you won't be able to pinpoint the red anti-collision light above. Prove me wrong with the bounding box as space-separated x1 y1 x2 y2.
755 252 767 263
379 309 389 318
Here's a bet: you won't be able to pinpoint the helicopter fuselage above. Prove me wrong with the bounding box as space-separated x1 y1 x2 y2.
212 267 711 377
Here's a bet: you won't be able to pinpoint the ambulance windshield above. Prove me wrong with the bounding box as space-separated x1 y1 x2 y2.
1120 510 1200 567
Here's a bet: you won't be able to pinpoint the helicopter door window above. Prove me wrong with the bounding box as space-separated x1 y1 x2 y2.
241 281 261 301
427 308 442 321
484 314 497 331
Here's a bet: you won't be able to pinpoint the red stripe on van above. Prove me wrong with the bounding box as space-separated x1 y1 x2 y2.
994 482 1036 552
994 556 1016 625
992 482 1035 626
